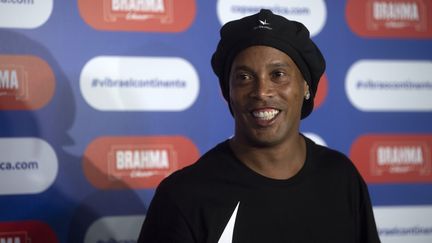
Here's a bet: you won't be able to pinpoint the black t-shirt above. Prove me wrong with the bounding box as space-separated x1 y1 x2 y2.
138 136 381 243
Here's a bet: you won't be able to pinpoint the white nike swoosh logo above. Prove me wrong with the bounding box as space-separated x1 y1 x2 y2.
218 202 240 243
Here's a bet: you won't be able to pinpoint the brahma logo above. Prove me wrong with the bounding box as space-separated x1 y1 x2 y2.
104 0 172 22
83 136 199 189
0 137 58 195
372 142 428 175
346 60 432 111
84 215 144 243
346 0 432 38
0 221 58 243
374 205 432 242
217 0 327 37
109 145 174 180
0 63 28 100
0 0 53 29
78 0 196 32
80 56 199 111
0 231 30 243
0 55 55 110
350 134 432 183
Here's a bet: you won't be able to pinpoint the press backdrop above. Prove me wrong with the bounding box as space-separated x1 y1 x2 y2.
1 1 431 242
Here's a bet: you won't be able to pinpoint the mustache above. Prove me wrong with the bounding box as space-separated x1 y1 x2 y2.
244 100 281 111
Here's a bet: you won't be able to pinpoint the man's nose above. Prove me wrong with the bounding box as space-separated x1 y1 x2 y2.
251 76 274 99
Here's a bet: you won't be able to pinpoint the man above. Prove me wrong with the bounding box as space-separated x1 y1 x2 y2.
138 9 380 243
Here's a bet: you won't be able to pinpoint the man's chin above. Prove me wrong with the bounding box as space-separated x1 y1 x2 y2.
244 134 284 148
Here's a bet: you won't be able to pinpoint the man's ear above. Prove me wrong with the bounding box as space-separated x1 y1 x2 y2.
303 80 310 100
304 80 310 96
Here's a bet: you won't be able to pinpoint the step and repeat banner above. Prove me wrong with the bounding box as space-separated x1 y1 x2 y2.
1 0 431 242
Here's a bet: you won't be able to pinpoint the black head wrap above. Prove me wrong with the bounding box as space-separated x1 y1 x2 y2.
211 9 326 119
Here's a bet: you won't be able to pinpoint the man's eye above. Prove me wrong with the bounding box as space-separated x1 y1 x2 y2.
236 73 251 80
272 71 285 78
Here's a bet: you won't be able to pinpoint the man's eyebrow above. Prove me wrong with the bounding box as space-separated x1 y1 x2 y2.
267 61 292 69
231 65 254 72
231 61 293 73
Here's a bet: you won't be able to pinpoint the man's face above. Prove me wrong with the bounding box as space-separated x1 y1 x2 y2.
229 45 308 147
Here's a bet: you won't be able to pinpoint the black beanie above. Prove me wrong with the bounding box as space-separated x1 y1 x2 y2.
211 9 326 119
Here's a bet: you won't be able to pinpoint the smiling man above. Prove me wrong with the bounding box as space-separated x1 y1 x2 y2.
138 9 381 243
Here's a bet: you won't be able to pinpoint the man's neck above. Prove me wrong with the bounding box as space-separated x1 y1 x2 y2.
229 134 307 180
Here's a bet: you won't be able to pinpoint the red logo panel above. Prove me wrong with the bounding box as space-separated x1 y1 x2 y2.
0 55 55 110
0 221 58 243
78 0 196 32
314 74 328 109
346 0 432 38
83 136 200 189
350 134 432 183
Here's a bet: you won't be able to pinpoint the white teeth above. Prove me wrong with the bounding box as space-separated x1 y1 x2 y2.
252 110 279 120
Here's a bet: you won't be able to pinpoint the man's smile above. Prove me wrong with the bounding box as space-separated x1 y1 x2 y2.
251 108 280 121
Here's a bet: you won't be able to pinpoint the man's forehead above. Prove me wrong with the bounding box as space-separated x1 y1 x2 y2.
231 46 297 68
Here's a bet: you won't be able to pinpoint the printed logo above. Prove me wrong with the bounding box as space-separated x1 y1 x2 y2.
0 137 58 195
314 73 328 109
254 19 272 30
346 0 432 38
80 56 199 111
218 202 240 243
78 0 196 32
374 205 432 242
0 231 30 243
0 62 28 99
350 134 432 183
346 60 432 111
0 0 53 29
0 55 55 110
84 215 145 243
217 0 327 37
259 19 269 26
83 136 200 189
0 221 58 243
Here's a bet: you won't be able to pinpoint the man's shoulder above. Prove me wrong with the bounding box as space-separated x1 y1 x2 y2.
310 140 350 161
305 136 357 172
158 140 231 189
